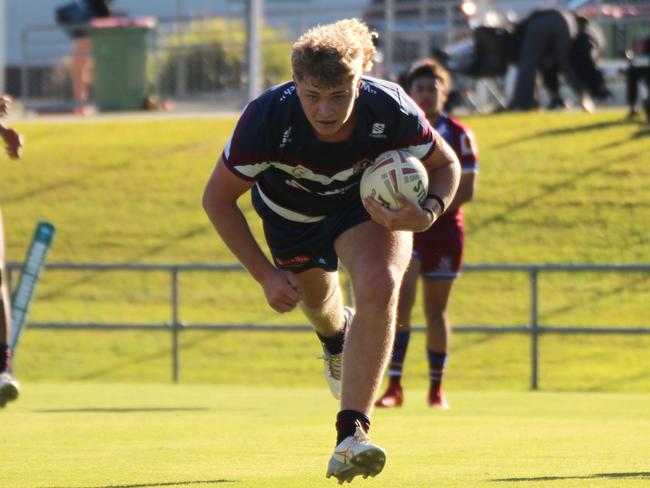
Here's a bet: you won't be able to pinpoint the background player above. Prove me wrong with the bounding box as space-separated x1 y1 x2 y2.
375 59 478 410
203 19 460 483
0 94 24 407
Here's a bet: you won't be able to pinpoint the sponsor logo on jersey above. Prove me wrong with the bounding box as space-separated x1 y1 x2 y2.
370 122 386 138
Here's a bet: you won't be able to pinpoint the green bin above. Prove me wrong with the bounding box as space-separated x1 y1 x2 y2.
90 17 156 111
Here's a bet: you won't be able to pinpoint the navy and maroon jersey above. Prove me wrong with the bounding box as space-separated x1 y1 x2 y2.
413 113 479 279
222 76 437 221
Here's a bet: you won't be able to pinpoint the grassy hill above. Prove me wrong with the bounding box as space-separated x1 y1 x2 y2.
2 109 649 390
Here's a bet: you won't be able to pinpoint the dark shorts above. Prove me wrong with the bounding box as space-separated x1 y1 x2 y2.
413 214 464 280
252 187 370 272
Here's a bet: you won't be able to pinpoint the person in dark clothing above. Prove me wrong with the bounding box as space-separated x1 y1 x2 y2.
509 9 582 110
509 8 609 111
625 37 650 120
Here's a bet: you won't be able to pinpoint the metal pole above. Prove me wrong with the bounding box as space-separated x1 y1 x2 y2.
530 268 539 390
171 267 180 383
384 0 395 80
246 0 263 104
0 0 6 94
20 28 29 113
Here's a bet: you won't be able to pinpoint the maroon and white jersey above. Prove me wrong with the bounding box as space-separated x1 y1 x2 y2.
434 112 479 226
414 113 479 279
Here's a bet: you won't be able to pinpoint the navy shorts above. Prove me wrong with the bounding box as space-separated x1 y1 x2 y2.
252 187 370 272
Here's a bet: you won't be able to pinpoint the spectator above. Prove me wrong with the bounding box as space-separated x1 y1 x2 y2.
56 1 114 105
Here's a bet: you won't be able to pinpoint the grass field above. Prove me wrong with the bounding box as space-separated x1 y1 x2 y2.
1 109 649 487
2 383 649 488
1 109 649 389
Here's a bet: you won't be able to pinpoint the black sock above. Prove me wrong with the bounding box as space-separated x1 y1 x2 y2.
1 343 11 373
335 410 370 445
316 329 345 355
427 349 448 391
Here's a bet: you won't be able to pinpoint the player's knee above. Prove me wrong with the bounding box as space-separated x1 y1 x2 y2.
427 310 447 329
356 267 401 308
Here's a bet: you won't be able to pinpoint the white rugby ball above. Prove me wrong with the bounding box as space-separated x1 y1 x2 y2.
360 150 429 210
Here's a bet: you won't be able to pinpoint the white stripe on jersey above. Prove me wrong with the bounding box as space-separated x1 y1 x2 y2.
234 160 358 185
256 185 326 223
406 141 434 160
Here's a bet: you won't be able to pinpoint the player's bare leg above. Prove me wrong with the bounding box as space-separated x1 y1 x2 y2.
423 278 454 410
0 211 19 408
375 258 420 408
324 221 411 483
295 268 348 399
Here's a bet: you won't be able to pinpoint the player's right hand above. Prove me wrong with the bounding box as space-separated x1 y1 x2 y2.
261 268 303 313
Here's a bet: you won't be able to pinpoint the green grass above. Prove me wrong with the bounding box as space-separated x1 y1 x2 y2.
1 383 649 488
2 110 649 389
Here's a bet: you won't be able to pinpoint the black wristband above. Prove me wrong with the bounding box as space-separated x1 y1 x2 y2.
426 194 445 214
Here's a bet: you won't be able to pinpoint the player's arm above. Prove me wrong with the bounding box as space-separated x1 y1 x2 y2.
419 133 461 219
445 170 476 213
202 158 303 312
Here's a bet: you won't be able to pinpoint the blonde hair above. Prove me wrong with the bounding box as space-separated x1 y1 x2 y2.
292 18 377 87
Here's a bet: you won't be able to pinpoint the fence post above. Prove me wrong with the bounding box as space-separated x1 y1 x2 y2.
530 268 539 390
171 267 180 383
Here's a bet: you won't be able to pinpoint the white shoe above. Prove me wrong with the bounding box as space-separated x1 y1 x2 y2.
321 348 342 399
0 372 20 408
326 421 386 484
320 306 354 400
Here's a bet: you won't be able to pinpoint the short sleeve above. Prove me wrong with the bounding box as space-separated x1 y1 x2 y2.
222 101 272 181
393 89 437 160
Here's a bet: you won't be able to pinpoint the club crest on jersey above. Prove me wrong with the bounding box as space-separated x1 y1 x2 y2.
370 123 386 138
352 158 373 174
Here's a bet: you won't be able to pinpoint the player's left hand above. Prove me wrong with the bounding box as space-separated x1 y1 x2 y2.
363 193 434 232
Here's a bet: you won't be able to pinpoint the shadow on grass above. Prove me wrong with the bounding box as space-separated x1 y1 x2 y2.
35 223 212 305
494 119 631 149
72 330 209 381
541 273 650 324
470 156 614 235
40 480 237 488
490 471 650 482
34 407 211 413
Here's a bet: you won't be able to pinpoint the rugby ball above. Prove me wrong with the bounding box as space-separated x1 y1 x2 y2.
360 150 428 210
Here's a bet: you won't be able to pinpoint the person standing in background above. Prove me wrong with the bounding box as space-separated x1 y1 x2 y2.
376 59 478 410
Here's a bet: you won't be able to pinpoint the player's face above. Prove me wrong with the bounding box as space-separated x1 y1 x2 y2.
409 76 446 118
295 76 361 142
